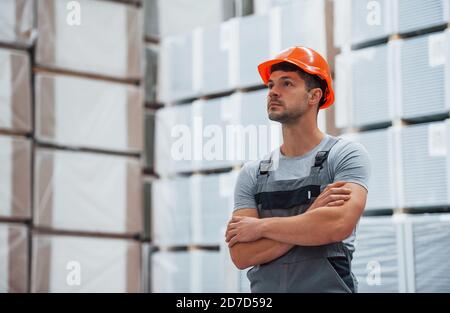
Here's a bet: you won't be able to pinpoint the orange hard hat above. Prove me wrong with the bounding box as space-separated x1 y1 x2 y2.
257 46 335 109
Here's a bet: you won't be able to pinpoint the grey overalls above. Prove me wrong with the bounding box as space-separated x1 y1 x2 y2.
247 136 356 293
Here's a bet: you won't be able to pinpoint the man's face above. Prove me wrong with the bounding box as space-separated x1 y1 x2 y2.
266 70 310 124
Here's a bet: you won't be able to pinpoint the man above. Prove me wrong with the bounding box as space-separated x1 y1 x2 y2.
225 46 370 293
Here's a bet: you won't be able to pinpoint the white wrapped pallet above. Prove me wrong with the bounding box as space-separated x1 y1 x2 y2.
351 43 397 127
397 30 450 120
151 250 191 292
190 250 223 292
154 104 194 175
0 0 35 46
0 48 32 133
394 0 450 34
158 33 197 102
191 172 237 245
157 0 233 38
253 0 297 15
228 14 271 89
351 0 394 46
33 148 142 236
334 53 353 129
333 0 352 49
35 73 143 153
335 43 398 129
404 214 450 292
151 176 192 246
349 128 397 211
0 223 28 293
36 0 142 80
194 23 232 95
268 0 327 59
152 250 223 292
152 171 236 246
397 121 450 209
352 216 407 293
31 234 141 292
334 0 395 47
0 135 31 219
190 96 240 171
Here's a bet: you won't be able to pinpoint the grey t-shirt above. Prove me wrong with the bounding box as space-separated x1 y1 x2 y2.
233 134 371 252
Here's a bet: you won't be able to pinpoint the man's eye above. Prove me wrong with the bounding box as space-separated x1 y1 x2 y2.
284 81 292 87
268 84 273 89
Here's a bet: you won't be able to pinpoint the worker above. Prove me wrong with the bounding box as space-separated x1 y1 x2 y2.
225 46 371 293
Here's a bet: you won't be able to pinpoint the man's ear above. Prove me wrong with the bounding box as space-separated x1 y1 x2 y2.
308 88 323 107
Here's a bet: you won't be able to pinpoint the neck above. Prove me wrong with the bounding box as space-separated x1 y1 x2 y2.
280 113 324 158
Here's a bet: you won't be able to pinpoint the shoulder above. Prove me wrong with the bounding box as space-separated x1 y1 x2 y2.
329 136 370 162
239 159 260 181
327 136 371 190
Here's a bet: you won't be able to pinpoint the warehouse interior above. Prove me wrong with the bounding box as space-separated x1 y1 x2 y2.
1 0 450 293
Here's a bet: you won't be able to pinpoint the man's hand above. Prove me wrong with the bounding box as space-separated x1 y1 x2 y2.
226 216 264 248
307 181 352 212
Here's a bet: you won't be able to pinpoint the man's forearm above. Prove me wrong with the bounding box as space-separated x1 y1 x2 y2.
261 205 350 246
229 238 293 270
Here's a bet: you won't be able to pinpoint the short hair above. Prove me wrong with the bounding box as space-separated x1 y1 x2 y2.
270 62 327 107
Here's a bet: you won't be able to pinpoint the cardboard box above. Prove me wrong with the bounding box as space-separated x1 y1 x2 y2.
31 233 141 292
0 135 31 219
0 0 35 46
151 176 192 246
353 216 407 293
36 0 142 80
156 0 233 38
35 73 143 153
0 223 28 293
0 48 32 133
151 250 223 292
34 148 142 236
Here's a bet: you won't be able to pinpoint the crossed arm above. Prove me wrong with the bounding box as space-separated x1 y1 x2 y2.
227 182 367 270
227 208 294 270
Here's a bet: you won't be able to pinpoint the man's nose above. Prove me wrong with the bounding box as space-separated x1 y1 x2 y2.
268 86 280 98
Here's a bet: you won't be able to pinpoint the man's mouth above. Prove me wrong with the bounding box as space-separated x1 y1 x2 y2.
269 102 283 108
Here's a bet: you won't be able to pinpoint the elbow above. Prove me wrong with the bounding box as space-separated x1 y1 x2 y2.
229 247 251 270
234 260 250 271
330 220 354 243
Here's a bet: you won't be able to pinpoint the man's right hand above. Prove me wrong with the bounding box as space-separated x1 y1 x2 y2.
307 181 352 212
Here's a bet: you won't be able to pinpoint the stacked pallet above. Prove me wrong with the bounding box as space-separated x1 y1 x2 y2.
0 0 34 293
334 0 450 292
